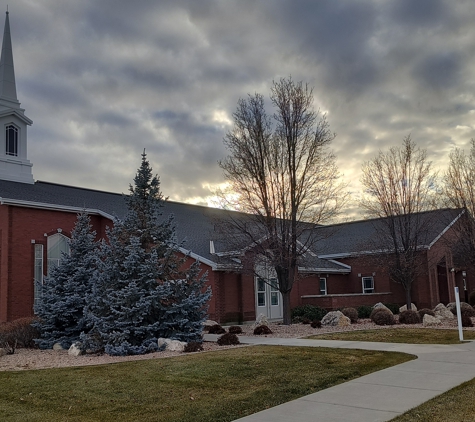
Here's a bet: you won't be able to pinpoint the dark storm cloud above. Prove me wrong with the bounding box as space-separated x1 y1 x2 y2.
5 0 475 216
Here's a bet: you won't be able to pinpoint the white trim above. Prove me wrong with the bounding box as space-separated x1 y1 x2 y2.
178 247 218 270
0 197 116 220
209 240 215 254
328 259 351 269
428 210 464 249
298 266 350 274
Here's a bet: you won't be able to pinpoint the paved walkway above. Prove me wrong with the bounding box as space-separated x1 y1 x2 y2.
204 334 475 421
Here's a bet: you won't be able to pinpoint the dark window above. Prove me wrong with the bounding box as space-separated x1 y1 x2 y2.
6 124 18 156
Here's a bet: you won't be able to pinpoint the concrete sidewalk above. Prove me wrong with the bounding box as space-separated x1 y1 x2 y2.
204 334 475 421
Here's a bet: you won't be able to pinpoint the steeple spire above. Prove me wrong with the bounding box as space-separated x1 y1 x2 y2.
0 10 18 103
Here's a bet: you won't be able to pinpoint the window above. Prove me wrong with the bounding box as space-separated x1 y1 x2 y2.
362 276 374 294
257 277 266 307
319 278 327 295
270 277 279 306
5 124 18 156
47 233 70 276
33 244 44 308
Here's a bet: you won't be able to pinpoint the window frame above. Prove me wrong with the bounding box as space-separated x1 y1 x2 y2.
5 124 18 157
362 276 374 294
319 277 327 295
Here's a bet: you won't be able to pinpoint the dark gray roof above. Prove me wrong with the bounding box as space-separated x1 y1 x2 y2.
0 179 461 271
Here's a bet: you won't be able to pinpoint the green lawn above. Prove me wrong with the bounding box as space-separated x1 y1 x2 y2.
391 377 475 421
307 328 475 344
0 346 413 422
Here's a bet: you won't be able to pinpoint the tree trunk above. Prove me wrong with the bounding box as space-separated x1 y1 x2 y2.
282 291 292 325
405 287 412 311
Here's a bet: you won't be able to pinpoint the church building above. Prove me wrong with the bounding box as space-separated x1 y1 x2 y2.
0 12 469 324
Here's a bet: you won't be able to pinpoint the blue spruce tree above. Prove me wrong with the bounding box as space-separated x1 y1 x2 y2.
34 212 97 349
83 152 210 356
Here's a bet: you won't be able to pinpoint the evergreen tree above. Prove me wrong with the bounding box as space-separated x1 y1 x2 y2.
83 152 211 356
34 212 97 349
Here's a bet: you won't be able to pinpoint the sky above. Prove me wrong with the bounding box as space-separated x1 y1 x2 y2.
5 0 475 218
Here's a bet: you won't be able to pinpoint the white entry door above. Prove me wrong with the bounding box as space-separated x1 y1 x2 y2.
255 264 283 320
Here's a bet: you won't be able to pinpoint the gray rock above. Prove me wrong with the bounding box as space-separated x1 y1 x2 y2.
423 314 442 327
321 311 351 327
434 303 454 320
157 338 187 352
52 343 63 351
373 302 392 314
68 343 84 356
0 348 7 357
399 303 418 313
203 319 219 328
253 314 269 327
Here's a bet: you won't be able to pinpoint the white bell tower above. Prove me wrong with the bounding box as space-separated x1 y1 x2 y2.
0 10 33 184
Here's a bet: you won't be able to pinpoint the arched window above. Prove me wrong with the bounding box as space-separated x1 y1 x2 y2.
5 124 18 156
47 233 70 276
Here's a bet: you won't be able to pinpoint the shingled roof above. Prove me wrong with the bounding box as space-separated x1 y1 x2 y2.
0 179 461 272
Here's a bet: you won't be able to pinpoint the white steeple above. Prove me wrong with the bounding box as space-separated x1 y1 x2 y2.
0 10 34 184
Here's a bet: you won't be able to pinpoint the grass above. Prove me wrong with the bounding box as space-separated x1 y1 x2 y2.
391 377 475 421
307 328 475 344
0 345 413 422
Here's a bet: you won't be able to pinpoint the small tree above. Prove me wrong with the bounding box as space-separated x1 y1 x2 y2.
83 152 210 355
34 212 97 349
218 77 346 324
360 136 436 309
443 139 475 266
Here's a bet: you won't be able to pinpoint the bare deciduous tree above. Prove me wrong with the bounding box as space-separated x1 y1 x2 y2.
360 136 436 309
443 139 475 266
218 77 346 324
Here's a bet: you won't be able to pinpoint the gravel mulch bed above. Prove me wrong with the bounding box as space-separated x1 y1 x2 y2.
1 317 471 372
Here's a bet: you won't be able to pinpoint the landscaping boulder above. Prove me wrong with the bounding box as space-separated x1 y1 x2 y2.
423 314 442 327
399 303 418 313
321 311 351 327
68 343 84 357
433 303 454 320
253 314 269 328
373 302 392 314
52 343 63 351
157 338 187 352
203 319 219 328
0 348 7 357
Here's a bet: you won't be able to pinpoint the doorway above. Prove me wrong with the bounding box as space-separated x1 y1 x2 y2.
255 264 283 320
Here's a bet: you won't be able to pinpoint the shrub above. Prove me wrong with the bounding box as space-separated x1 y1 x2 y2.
341 307 358 323
300 317 312 325
217 333 240 346
228 326 243 335
462 307 475 318
183 342 204 353
418 308 435 319
208 324 226 335
371 308 395 326
398 310 421 325
384 303 401 315
291 305 328 323
462 315 473 328
0 317 39 354
311 320 322 329
253 325 273 335
357 305 373 319
469 291 475 307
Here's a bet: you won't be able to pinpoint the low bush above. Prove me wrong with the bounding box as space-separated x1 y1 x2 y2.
462 307 475 318
469 291 475 307
371 308 395 326
462 315 473 328
311 320 322 329
357 305 373 319
183 342 204 353
208 324 226 335
418 308 435 319
217 333 240 346
228 326 243 335
0 317 39 354
291 305 328 323
398 310 421 325
300 317 312 325
341 307 358 324
384 303 401 315
253 325 273 335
